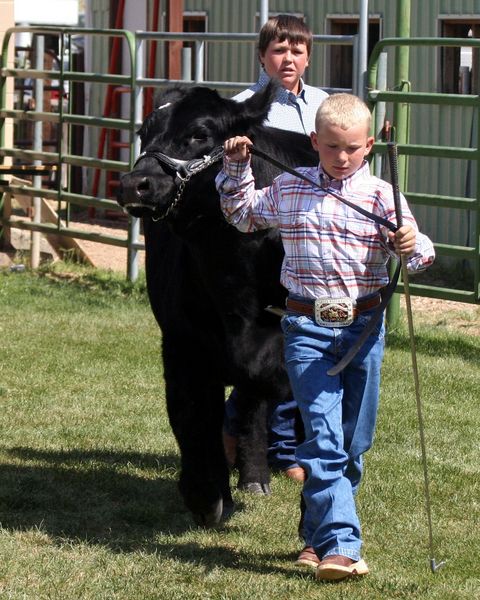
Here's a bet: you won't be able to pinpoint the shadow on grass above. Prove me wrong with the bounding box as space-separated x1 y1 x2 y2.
0 447 196 548
386 329 480 364
0 446 297 576
146 541 309 578
1 447 441 587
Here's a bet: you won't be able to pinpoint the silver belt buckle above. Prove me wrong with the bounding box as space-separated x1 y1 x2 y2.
314 297 354 327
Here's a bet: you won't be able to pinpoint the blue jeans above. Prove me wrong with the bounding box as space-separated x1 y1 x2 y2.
281 309 385 561
224 389 298 471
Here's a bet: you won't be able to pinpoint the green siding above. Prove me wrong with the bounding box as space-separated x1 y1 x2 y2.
182 0 395 89
87 1 480 255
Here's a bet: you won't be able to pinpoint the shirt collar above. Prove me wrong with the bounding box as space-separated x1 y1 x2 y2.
318 160 371 192
257 69 308 105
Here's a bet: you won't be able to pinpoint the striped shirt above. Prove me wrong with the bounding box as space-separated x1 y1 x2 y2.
216 158 435 300
233 69 329 135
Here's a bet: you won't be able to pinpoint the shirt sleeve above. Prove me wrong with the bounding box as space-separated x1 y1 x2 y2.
376 188 435 273
215 155 280 232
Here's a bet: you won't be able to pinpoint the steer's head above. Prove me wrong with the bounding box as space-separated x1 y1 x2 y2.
117 82 276 221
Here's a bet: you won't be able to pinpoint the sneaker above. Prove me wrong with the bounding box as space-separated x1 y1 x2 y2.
296 546 320 568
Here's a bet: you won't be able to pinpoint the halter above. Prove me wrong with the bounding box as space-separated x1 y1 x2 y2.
133 146 224 220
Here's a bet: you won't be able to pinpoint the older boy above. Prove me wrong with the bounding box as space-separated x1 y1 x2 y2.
234 14 328 135
226 15 329 481
216 94 435 582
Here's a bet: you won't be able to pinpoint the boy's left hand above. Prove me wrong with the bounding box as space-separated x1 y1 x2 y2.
388 225 416 257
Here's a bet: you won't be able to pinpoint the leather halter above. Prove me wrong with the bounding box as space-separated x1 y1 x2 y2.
134 147 224 186
134 144 398 234
133 147 224 220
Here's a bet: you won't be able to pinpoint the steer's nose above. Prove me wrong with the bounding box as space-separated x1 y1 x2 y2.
135 176 151 199
118 172 152 206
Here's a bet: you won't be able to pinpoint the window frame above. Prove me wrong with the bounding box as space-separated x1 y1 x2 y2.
325 14 382 91
438 16 480 95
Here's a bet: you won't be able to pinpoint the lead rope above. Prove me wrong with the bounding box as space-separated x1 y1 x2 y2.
249 145 398 233
387 142 446 574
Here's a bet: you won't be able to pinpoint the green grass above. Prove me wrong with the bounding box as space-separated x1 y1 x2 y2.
0 263 479 599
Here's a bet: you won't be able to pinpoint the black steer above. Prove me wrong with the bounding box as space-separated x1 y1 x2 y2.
118 82 317 527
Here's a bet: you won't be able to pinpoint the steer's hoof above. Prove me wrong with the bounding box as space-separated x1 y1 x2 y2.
237 481 271 495
192 497 224 528
222 500 235 521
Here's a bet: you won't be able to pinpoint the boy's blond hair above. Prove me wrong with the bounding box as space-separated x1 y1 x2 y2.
315 93 371 132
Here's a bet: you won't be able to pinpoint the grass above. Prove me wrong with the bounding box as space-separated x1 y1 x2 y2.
0 262 479 599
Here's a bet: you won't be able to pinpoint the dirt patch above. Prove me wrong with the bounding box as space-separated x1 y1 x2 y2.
68 216 146 273
401 296 480 336
1 211 145 274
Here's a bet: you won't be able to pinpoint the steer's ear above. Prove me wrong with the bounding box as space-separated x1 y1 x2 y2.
238 79 279 128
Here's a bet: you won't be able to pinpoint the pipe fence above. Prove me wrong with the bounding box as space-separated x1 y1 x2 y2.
368 37 480 303
0 26 357 280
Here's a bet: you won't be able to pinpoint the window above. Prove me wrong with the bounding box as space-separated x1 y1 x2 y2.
183 13 207 81
440 19 480 94
159 10 207 81
326 17 381 90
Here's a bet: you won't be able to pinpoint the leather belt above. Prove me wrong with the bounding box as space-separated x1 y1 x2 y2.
286 293 382 319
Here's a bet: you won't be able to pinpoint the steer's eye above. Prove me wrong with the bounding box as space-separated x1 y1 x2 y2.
186 128 209 143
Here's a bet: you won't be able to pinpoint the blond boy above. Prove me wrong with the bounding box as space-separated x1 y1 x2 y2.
216 94 434 581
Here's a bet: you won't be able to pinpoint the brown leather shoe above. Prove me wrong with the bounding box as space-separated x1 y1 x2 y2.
283 466 306 482
316 554 369 581
295 546 320 568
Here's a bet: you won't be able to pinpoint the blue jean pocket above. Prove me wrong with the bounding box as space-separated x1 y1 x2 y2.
356 311 385 341
280 314 312 335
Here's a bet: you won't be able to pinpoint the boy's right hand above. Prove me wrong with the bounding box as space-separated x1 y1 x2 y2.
223 136 253 161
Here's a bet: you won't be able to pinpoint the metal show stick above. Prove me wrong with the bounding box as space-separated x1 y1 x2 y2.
387 142 446 573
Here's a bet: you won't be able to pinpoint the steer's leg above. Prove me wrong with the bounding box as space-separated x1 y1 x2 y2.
162 341 233 528
234 389 271 494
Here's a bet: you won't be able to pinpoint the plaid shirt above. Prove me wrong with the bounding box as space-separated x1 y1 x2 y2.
233 69 329 135
216 158 435 300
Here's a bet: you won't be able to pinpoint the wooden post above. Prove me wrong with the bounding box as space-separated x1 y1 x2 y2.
166 0 184 80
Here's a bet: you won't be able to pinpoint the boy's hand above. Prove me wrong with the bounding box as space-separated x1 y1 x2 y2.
223 136 253 161
388 225 416 257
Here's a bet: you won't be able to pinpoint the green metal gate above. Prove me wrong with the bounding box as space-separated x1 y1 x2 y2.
0 26 358 282
0 25 141 279
367 37 480 306
1 28 479 306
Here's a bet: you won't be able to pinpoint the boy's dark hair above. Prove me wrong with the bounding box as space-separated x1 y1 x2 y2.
258 14 313 58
